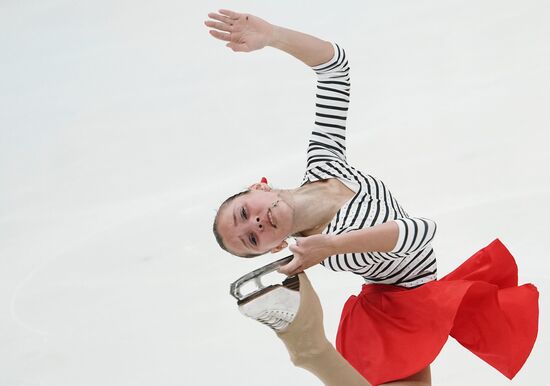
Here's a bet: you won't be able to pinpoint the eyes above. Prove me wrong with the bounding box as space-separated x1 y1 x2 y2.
240 206 258 247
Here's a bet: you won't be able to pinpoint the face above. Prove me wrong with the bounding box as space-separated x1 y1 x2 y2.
216 189 293 256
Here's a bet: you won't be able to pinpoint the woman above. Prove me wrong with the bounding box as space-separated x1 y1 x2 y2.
206 9 538 386
209 10 438 287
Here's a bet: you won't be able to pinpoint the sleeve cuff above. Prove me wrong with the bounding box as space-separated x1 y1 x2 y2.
311 42 339 72
390 219 406 253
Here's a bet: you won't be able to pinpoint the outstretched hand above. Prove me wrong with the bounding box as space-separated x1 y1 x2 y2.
205 9 274 52
278 234 336 276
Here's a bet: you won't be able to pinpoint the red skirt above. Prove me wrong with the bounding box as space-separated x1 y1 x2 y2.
335 239 539 386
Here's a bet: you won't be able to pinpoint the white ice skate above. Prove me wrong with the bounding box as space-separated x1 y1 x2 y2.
230 255 300 331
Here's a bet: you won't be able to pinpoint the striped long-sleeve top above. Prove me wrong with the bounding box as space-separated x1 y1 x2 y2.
302 43 437 288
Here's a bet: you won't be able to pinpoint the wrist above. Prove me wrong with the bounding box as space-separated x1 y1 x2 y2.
267 24 282 48
326 234 341 256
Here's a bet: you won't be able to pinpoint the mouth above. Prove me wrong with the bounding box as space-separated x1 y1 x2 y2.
267 208 277 228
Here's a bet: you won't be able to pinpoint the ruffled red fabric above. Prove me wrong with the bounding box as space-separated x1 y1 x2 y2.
335 239 539 386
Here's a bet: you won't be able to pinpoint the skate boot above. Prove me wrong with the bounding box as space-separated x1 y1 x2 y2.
230 255 300 331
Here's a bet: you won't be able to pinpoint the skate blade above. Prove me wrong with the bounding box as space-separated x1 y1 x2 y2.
230 255 298 303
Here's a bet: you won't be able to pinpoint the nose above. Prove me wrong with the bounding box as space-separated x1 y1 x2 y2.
255 216 264 231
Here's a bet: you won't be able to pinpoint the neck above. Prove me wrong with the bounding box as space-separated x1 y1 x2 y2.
275 184 335 236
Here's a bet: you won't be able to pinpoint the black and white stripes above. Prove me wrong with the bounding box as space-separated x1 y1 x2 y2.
392 218 438 254
302 43 437 288
306 42 351 167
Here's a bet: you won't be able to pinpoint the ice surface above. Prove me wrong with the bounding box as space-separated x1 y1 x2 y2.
1 0 548 385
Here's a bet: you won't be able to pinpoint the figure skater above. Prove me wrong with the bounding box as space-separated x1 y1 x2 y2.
205 9 538 385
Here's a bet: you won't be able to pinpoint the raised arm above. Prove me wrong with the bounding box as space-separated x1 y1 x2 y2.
206 9 351 166
205 9 334 66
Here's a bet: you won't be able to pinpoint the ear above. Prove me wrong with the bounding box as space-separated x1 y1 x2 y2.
270 240 288 254
248 182 271 191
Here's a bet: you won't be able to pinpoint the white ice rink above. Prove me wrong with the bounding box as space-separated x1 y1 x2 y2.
1 1 549 385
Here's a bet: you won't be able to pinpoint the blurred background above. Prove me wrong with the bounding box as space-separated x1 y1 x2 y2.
1 0 548 385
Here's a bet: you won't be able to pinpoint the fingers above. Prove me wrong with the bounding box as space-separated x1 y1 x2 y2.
209 30 231 42
278 258 304 276
204 20 233 33
289 238 304 254
219 9 241 20
207 12 234 25
279 244 304 276
205 11 235 43
206 10 250 50
226 42 249 52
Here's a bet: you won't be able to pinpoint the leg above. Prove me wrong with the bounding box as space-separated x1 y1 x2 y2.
382 366 431 386
277 273 371 386
237 271 433 386
276 274 431 386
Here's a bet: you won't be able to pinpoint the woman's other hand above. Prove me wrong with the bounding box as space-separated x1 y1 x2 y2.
278 234 336 276
205 9 274 52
